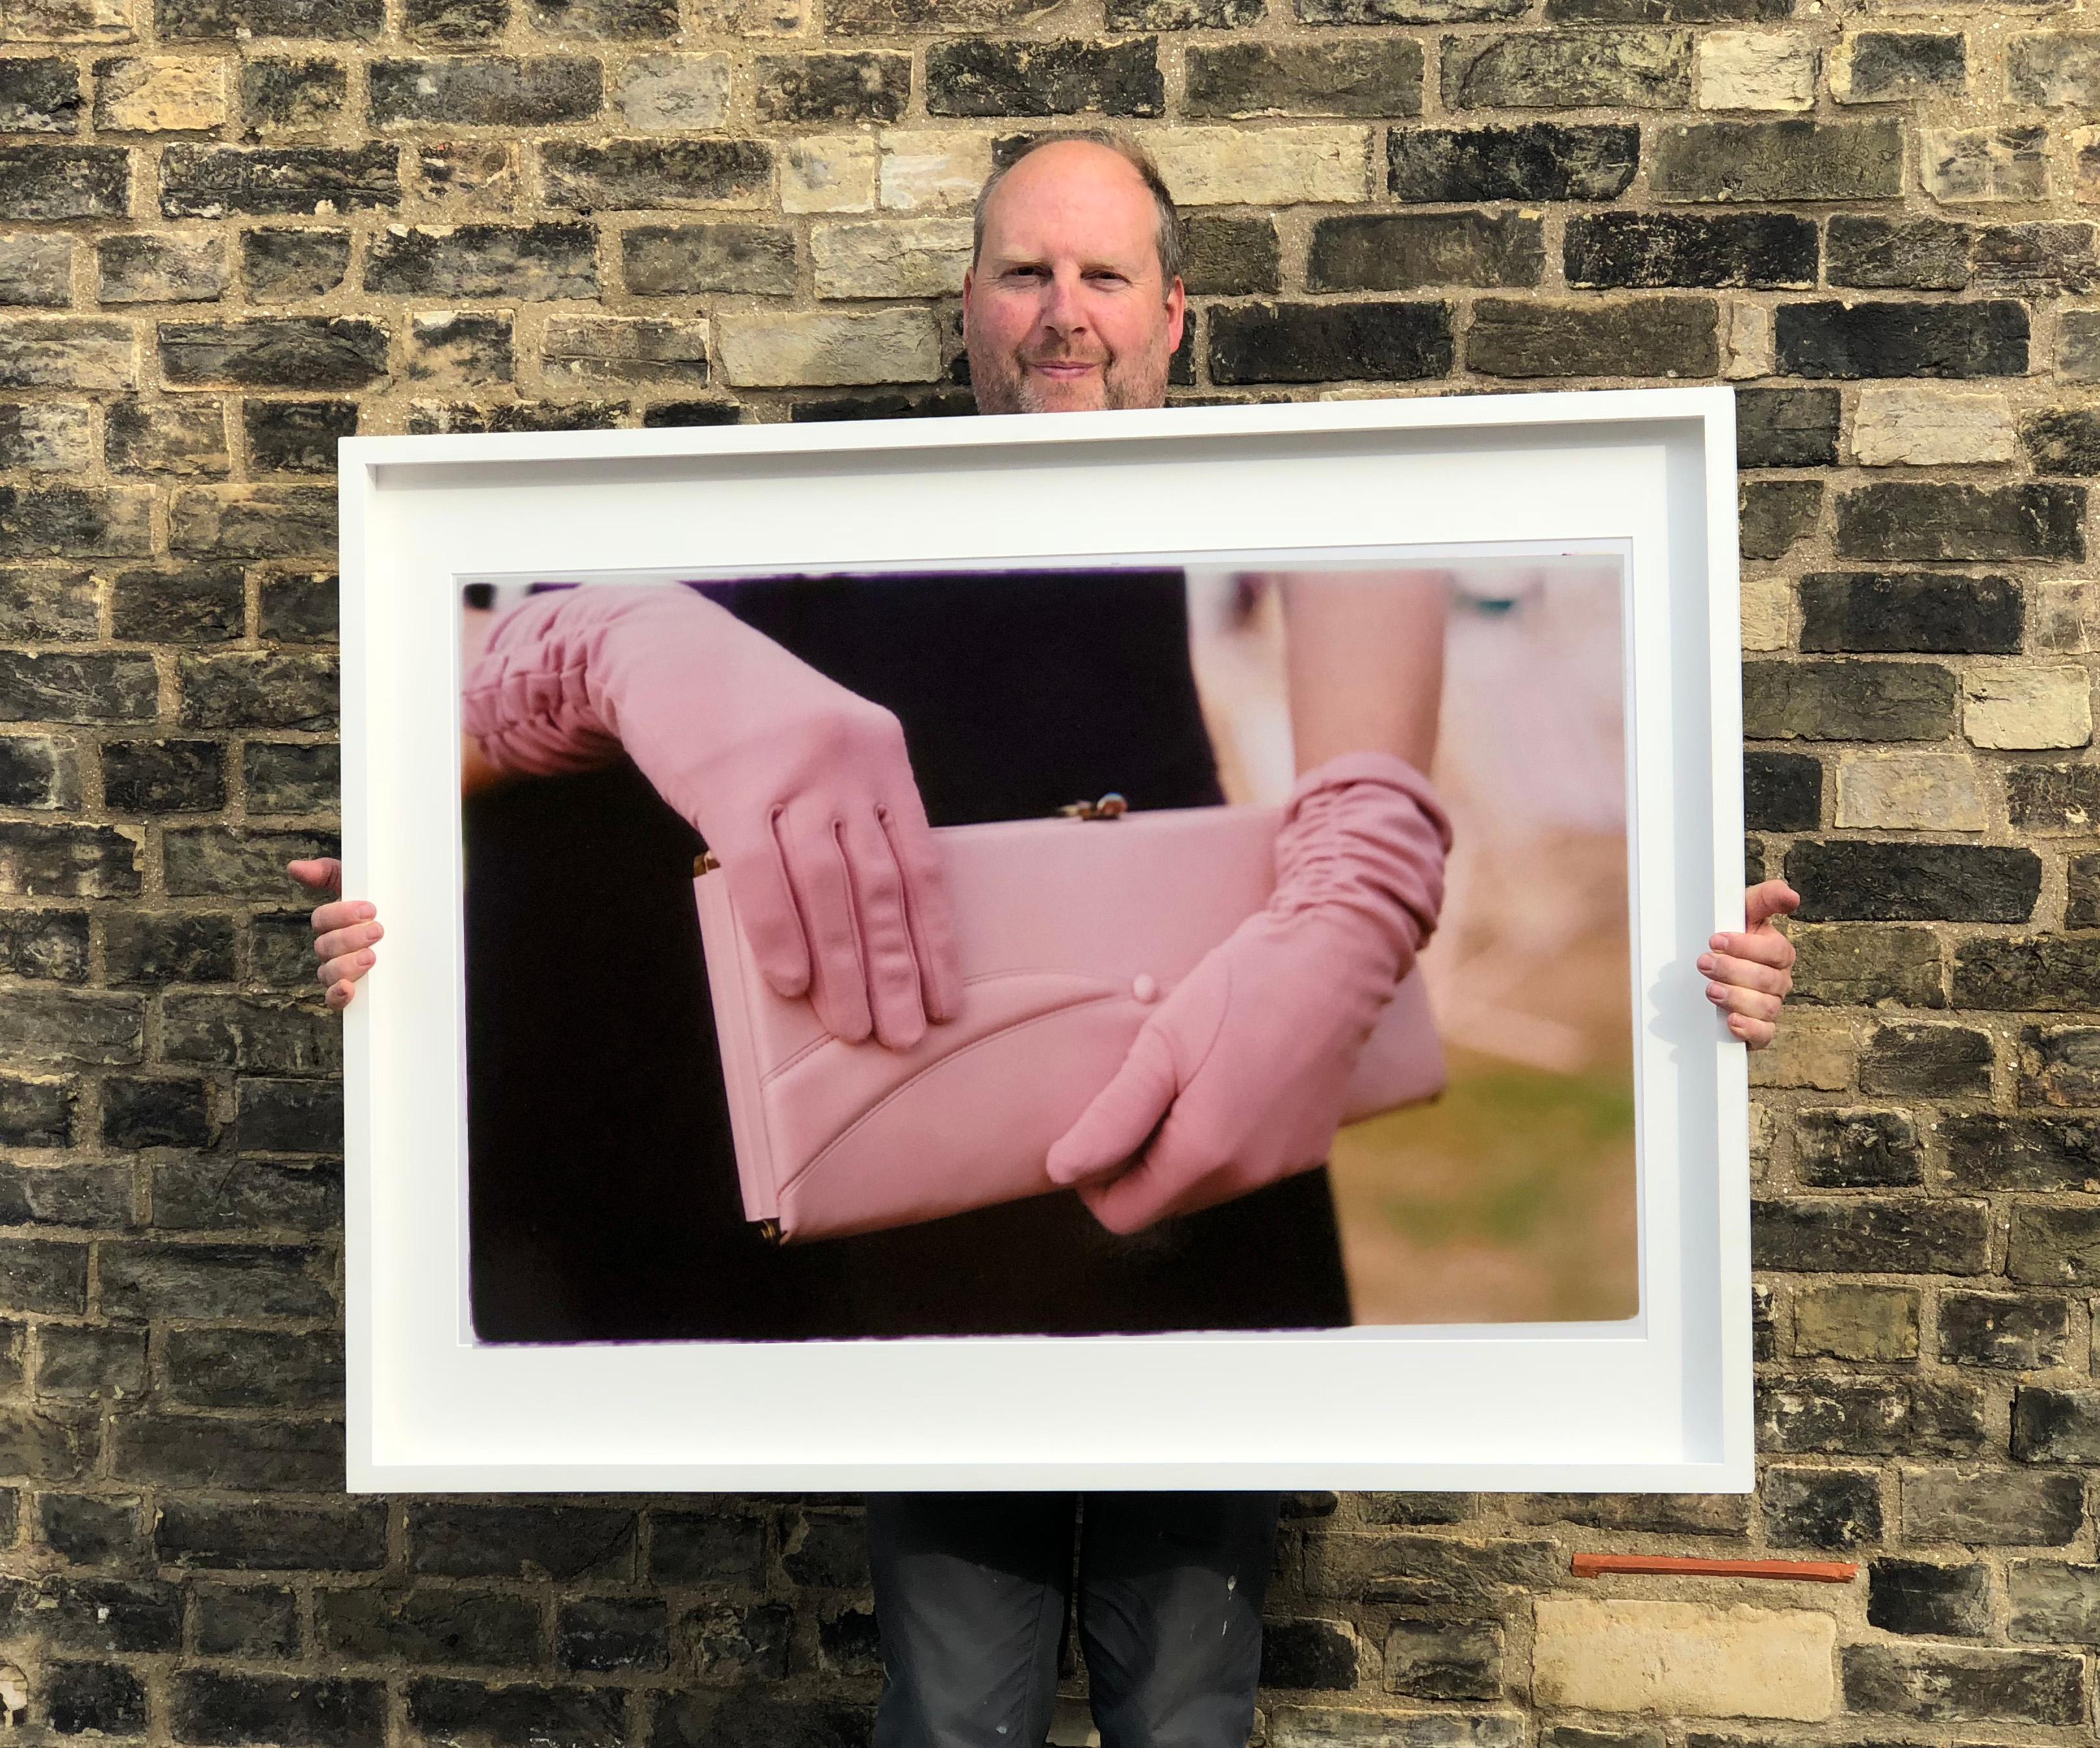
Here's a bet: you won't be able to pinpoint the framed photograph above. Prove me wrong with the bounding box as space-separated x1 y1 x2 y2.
340 385 1749 1493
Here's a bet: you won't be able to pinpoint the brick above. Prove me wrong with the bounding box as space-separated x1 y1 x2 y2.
780 134 877 214
2024 409 2100 477
0 234 72 306
1832 756 1983 832
0 485 151 557
102 1073 214 1148
1735 388 1836 470
0 986 142 1063
1833 32 1964 102
684 1598 793 1680
811 218 969 299
1741 574 1788 649
621 223 793 296
1861 1024 1991 1097
0 909 86 982
0 735 75 810
153 1158 340 1233
94 55 224 131
1956 938 2100 1011
1793 1108 1923 1187
0 319 133 390
1922 127 2050 204
0 1074 74 1145
103 740 224 813
1310 213 1542 291
1794 1283 1917 1360
1739 480 1819 559
170 485 335 558
717 310 938 388
318 1586 542 1666
1826 216 1968 292
1303 1533 1559 1607
159 318 385 390
1697 31 1815 110
166 1327 342 1409
1565 212 1813 288
1760 1374 1986 1456
157 1500 386 1571
0 406 88 481
1511 1494 1747 1536
368 57 598 126
1652 120 1899 200
2007 33 2100 107
241 58 346 135
543 140 768 215
1839 483 2081 563
1467 296 1713 377
177 652 336 730
537 316 707 391
2010 1204 2100 1286
159 144 394 221
1867 1560 1988 1637
1752 1198 1988 1274
0 147 127 221
756 52 907 124
0 1240 86 1313
656 1692 873 1748
0 0 132 40
925 39 1162 117
1944 1113 2100 1192
1799 572 2020 654
404 0 504 40
615 53 729 129
649 1509 764 1585
407 400 624 436
1109 0 1258 19
1850 388 2016 467
1748 1017 1856 1089
1741 659 1954 741
1151 125 1369 205
111 1413 341 1491
1180 215 1279 295
1388 123 1636 201
260 572 334 642
194 1585 300 1656
171 1672 386 1747
101 1242 331 1321
1186 41 1422 117
105 399 229 475
0 58 81 131
1744 750 1818 830
522 0 672 33
46 1663 147 1734
413 142 517 212
1533 1599 1833 1720
0 824 141 898
871 131 986 213
1777 301 2027 380
110 563 241 643
1941 1293 2070 1370
817 1609 880 1678
1375 1619 1496 1699
1786 842 2038 924
0 1161 123 1226
242 742 340 813
243 229 352 302
1843 1645 2084 1723
1973 224 2096 298
2020 1024 2100 1106
407 1678 623 1747
1965 669 2091 750
404 312 513 389
1210 301 1452 385
409 1504 635 1580
0 570 96 640
37 1493 145 1567
246 399 355 475
558 1597 668 1672
1762 1467 1881 1549
1442 31 1690 108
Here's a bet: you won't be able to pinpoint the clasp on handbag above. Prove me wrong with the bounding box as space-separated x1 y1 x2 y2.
695 852 720 875
1059 792 1127 821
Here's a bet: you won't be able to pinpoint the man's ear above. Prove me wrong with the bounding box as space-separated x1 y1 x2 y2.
960 266 975 338
1164 275 1186 354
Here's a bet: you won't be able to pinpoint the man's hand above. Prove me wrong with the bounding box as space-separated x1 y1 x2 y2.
287 858 381 1012
1703 879 1799 1050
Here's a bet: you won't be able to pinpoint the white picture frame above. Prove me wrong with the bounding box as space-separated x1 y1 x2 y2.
339 385 1748 1494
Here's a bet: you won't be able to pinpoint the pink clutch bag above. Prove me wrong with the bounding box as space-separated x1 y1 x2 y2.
693 803 1446 1244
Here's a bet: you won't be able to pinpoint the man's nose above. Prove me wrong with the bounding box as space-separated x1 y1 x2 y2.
1040 267 1087 331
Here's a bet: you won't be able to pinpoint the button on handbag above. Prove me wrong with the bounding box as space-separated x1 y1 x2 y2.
694 800 1446 1244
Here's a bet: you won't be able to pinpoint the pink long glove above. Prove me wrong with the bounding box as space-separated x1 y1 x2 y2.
1045 751 1452 1234
462 585 962 1050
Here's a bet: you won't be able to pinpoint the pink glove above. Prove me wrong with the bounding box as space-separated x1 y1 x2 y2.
462 585 962 1050
1045 751 1452 1234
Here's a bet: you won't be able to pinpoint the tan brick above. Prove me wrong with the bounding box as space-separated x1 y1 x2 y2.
2073 127 2100 205
1850 387 2017 466
1923 127 2050 203
541 316 710 390
92 56 225 131
1741 577 1789 651
1964 667 2093 750
1698 33 1815 111
1533 1599 1836 1720
880 131 995 212
1834 754 1987 830
2032 581 2100 654
812 216 970 299
695 0 805 30
717 308 938 388
614 55 730 131
1722 300 1773 381
1267 1711 1524 1748
781 134 877 215
1750 1019 1856 1093
1149 126 1371 207
0 320 136 390
0 0 133 40
1795 1282 1919 1361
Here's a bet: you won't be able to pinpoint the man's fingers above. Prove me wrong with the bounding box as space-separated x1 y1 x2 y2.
318 948 377 988
1046 1024 1179 1187
1730 1011 1778 1050
324 978 357 1012
1708 928 1796 971
839 811 926 1052
1696 949 1790 998
1745 879 1800 931
314 919 383 963
288 856 342 894
309 898 374 936
1707 982 1783 1025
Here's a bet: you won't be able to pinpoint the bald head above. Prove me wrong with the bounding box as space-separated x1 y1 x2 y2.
962 135 1187 415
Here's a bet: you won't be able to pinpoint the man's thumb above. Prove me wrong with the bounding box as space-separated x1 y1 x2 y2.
1045 1024 1179 1187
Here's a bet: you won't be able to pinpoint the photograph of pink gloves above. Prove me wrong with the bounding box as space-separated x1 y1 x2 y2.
460 583 1450 1235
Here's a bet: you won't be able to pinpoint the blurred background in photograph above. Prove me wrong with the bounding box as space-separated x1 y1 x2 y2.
1188 557 1637 1327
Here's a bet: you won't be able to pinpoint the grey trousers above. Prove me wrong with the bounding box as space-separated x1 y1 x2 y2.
866 1492 1279 1748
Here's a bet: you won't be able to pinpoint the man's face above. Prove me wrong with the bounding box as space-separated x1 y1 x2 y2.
963 140 1186 416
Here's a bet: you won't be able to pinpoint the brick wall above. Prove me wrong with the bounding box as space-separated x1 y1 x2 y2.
0 0 2093 1736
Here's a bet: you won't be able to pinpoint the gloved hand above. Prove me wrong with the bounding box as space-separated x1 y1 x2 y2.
462 585 962 1051
1045 751 1451 1234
